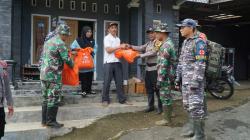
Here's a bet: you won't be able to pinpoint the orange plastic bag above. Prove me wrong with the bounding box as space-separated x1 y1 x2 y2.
62 52 79 86
121 49 139 63
114 49 123 59
75 47 94 69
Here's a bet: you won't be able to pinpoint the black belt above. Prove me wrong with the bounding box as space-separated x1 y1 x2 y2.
146 63 157 67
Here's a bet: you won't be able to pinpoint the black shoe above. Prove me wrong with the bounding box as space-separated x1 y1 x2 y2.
46 107 64 128
144 107 155 113
47 121 64 128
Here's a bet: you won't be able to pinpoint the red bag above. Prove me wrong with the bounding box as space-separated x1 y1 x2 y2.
121 49 139 63
75 47 94 69
62 52 79 86
114 49 123 59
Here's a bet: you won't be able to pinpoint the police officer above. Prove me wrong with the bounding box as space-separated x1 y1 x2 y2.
154 23 177 126
40 23 74 128
129 27 163 114
176 19 207 140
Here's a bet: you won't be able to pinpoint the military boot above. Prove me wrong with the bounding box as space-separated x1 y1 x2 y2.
190 119 205 140
157 101 163 114
155 105 172 126
181 115 194 137
41 103 47 127
46 107 64 128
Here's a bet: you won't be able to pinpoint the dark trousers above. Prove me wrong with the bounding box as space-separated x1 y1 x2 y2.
79 71 94 93
0 107 6 138
102 62 126 103
145 70 162 109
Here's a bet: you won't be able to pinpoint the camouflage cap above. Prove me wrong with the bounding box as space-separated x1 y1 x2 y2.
154 23 171 33
57 23 71 36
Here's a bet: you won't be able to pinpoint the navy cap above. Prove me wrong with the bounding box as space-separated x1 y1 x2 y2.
176 18 197 28
146 26 155 33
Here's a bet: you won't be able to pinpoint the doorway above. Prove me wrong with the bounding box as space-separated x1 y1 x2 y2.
60 18 96 49
59 17 97 79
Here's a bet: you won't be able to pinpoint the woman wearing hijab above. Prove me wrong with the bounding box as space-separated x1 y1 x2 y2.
71 26 98 97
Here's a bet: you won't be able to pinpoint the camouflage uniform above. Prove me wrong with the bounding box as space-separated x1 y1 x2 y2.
155 23 176 126
40 23 73 128
40 35 73 107
157 38 177 106
176 34 207 119
176 18 208 140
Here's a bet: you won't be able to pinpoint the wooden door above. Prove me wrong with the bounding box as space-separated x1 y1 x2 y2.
64 19 78 49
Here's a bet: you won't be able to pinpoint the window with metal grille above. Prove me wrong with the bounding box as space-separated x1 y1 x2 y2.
70 0 76 10
59 0 64 9
31 0 37 7
81 2 87 11
156 4 161 14
92 3 97 13
104 4 109 14
115 5 119 15
46 0 51 8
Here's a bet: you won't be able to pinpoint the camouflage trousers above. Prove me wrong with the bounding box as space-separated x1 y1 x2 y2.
159 81 173 106
181 82 207 119
41 81 62 108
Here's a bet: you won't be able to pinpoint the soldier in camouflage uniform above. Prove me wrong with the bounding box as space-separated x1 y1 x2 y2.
176 19 207 140
154 23 177 126
40 23 74 128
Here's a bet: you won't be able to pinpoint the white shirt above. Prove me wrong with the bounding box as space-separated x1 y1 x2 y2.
103 33 120 64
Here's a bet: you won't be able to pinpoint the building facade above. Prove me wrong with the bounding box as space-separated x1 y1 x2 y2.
1 0 179 81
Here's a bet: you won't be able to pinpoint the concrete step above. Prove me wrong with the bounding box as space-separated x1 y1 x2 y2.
3 102 148 140
3 119 96 140
15 81 115 91
12 91 147 107
7 102 147 123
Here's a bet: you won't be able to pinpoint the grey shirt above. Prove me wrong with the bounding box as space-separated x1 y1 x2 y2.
0 67 13 108
132 41 158 71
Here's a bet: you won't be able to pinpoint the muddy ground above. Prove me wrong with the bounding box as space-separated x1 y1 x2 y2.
52 89 250 140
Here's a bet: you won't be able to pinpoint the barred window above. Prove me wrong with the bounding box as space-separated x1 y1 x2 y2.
31 0 37 7
156 4 161 14
81 2 87 11
70 0 76 10
115 5 119 15
59 0 64 9
46 0 51 8
92 3 97 13
104 4 109 14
